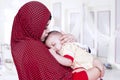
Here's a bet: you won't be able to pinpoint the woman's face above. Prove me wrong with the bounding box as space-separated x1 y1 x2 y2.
41 20 51 41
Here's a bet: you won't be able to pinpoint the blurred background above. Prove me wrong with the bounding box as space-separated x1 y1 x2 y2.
0 0 120 80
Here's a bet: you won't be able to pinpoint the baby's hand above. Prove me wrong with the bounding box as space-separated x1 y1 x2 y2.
49 48 57 55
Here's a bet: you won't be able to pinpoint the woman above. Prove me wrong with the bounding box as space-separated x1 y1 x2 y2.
11 1 103 80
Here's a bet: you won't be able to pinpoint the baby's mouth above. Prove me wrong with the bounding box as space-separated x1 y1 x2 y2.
56 49 60 53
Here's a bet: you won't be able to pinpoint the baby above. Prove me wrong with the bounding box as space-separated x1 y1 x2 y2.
45 31 104 80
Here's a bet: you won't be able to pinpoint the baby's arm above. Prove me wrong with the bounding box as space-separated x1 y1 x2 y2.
49 48 73 67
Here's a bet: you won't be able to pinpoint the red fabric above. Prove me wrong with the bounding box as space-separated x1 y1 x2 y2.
73 71 88 80
64 55 74 62
11 1 88 80
73 67 86 71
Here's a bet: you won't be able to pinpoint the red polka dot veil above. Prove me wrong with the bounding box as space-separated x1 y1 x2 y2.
11 1 73 80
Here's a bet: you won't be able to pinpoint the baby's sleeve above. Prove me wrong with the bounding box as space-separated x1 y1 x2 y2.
60 43 75 62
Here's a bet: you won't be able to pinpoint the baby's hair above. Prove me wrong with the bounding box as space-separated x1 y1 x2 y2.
44 30 62 43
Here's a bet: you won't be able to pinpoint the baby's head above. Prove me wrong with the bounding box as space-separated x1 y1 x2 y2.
45 31 62 52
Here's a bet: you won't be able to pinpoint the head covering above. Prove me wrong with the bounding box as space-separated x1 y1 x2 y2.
11 1 51 47
11 1 73 80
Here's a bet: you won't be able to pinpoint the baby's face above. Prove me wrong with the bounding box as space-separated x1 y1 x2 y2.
46 35 62 52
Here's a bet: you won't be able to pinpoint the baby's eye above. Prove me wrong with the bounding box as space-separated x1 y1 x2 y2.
52 43 56 47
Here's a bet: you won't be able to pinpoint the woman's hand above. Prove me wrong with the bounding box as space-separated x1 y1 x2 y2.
60 33 76 44
93 59 105 78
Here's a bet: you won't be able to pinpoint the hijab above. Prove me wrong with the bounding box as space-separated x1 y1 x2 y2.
11 1 72 80
11 1 50 47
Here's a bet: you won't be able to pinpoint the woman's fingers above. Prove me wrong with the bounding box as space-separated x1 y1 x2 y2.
100 66 105 77
60 34 76 44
